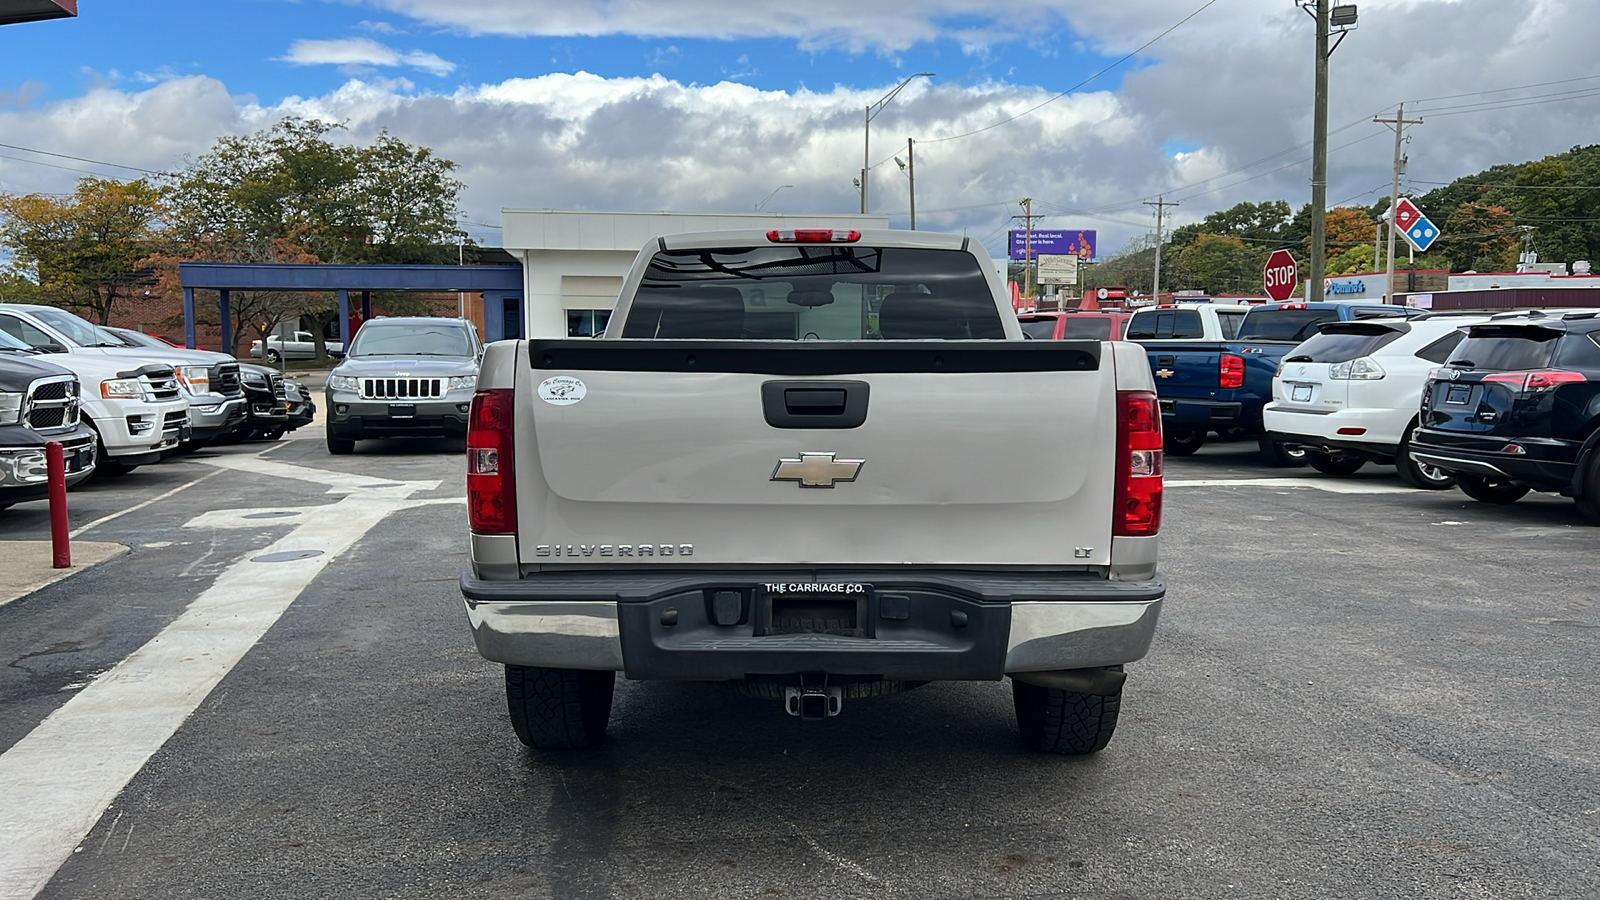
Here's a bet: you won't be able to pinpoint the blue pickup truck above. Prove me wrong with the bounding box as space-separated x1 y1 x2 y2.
1136 301 1414 464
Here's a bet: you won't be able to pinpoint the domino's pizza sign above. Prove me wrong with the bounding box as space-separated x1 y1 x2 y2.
1393 197 1442 253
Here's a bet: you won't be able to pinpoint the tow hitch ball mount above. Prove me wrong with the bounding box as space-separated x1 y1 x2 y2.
784 684 843 720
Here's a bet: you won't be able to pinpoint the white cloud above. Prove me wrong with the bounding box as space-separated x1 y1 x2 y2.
279 37 455 76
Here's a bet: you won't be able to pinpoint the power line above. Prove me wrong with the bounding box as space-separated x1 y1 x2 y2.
0 153 117 178
0 142 158 174
1408 73 1600 105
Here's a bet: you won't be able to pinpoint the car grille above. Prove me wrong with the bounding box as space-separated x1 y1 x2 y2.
162 409 188 434
272 373 287 401
25 375 80 432
362 377 443 400
212 362 243 398
142 370 182 401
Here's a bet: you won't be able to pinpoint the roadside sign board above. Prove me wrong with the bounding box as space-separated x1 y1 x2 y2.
1009 229 1096 260
1392 198 1423 233
1036 253 1079 285
1402 213 1441 252
1263 249 1298 301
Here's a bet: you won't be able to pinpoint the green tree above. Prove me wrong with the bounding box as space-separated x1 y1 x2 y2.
164 117 469 357
1170 234 1267 294
1168 200 1293 252
0 177 164 324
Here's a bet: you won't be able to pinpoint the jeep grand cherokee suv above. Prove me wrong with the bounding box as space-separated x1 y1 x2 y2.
1410 309 1600 520
324 317 480 454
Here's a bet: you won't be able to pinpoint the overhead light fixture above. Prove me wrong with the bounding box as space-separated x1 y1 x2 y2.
1331 4 1358 27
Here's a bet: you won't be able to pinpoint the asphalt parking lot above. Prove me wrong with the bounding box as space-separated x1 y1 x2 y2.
1 431 1596 899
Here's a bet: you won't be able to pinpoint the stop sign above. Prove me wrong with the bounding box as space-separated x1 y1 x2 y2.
1263 249 1298 302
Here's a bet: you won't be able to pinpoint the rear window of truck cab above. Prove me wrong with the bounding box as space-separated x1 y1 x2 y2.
1236 308 1340 342
1125 309 1202 340
619 246 1005 340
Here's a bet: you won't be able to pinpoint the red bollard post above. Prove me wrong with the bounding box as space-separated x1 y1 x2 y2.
46 440 70 569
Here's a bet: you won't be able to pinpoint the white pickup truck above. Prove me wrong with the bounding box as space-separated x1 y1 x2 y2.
249 331 344 363
459 228 1166 754
1124 301 1252 342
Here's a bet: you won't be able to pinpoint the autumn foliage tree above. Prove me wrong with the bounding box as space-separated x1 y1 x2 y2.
0 177 164 324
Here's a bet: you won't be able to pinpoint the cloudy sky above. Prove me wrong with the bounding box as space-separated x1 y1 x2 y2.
2 0 1597 260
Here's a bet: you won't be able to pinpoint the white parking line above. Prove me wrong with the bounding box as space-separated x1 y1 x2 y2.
1166 477 1422 495
0 456 445 900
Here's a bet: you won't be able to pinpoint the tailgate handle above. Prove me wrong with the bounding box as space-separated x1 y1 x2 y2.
762 381 870 429
1156 355 1175 366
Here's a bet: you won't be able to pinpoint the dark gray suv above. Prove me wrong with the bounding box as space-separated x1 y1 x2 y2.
324 317 481 454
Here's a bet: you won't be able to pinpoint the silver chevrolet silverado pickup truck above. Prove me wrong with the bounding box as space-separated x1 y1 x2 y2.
459 227 1165 754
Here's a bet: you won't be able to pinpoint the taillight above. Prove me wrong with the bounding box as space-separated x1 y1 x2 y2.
1219 354 1245 389
1481 370 1587 392
767 228 861 243
1114 390 1163 537
467 388 516 534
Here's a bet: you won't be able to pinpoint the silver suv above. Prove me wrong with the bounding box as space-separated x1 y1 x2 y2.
324 317 481 454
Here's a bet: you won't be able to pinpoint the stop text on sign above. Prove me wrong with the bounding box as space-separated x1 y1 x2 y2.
1264 264 1296 287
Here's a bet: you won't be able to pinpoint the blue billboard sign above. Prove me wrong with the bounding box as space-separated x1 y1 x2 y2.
1010 229 1096 260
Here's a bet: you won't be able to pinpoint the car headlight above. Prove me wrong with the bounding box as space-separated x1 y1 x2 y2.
100 378 143 399
328 374 359 391
239 371 268 387
448 375 478 391
0 391 21 426
175 365 210 394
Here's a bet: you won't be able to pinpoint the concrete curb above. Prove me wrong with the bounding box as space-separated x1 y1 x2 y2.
0 541 129 608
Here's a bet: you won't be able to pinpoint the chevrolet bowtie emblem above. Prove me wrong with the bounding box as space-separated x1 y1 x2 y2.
1155 368 1174 379
771 451 864 488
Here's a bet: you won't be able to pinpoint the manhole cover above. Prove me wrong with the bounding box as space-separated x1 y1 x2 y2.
243 511 301 519
359 482 405 489
252 549 325 563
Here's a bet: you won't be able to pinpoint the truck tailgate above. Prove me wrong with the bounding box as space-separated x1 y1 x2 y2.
515 340 1118 567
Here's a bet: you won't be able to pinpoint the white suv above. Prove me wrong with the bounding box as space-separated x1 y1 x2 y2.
1262 313 1490 488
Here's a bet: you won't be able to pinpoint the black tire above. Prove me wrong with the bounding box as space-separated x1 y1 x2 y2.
1574 452 1600 524
1012 675 1122 755
505 665 615 750
1257 437 1307 468
264 348 282 364
90 426 136 477
326 433 355 455
1456 474 1529 505
1306 450 1366 476
1164 429 1206 456
1395 427 1457 490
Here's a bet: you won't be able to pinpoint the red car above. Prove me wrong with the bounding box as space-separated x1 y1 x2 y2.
1016 311 1134 341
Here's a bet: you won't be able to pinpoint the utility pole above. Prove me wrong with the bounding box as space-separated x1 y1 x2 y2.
1375 103 1423 302
1144 195 1178 303
1012 198 1044 300
895 139 917 229
1309 0 1330 303
905 139 916 230
1303 0 1359 303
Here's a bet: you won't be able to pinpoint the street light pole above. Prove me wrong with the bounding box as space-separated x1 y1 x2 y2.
862 72 933 214
756 184 794 212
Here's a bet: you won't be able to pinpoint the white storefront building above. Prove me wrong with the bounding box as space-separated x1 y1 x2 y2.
499 210 889 339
